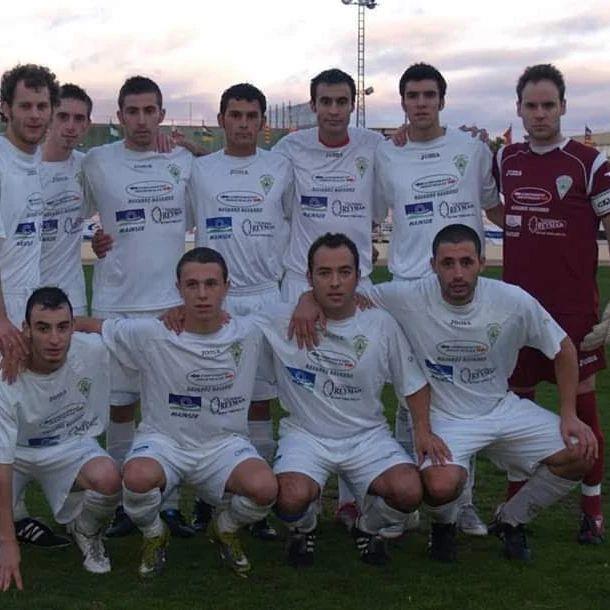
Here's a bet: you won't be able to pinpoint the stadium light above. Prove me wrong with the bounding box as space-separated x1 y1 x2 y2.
341 0 378 127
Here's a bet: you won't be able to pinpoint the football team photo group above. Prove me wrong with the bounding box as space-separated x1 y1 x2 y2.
0 55 608 602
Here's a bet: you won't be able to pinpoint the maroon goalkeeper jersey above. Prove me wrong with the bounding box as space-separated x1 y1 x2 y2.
494 139 610 316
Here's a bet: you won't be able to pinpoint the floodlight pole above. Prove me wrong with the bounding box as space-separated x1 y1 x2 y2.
342 0 377 128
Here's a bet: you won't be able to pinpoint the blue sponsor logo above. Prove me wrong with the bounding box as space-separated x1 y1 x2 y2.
116 209 145 224
206 216 232 238
28 435 61 447
168 393 202 412
42 219 59 234
405 201 433 217
425 359 453 383
300 196 327 212
286 366 316 392
15 222 36 237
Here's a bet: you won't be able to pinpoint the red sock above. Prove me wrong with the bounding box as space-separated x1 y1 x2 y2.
576 391 604 515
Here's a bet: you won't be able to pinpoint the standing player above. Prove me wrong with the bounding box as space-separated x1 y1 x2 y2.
0 64 73 548
40 84 92 316
188 83 292 537
82 76 195 537
254 233 434 566
274 68 383 524
0 287 121 581
77 248 278 578
375 62 503 536
495 64 610 544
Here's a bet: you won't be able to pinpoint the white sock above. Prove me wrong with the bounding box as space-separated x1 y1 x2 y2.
280 502 318 533
123 485 164 538
457 456 476 507
160 487 181 512
426 499 459 524
106 420 135 467
76 490 121 536
248 420 277 463
216 494 273 534
500 465 577 526
358 495 412 535
338 477 355 506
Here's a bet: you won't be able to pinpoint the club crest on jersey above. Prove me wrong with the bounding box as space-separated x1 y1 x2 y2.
486 323 501 347
556 175 572 200
260 174 274 195
352 335 368 359
77 378 92 398
355 157 368 178
168 163 181 184
230 341 243 366
453 154 469 176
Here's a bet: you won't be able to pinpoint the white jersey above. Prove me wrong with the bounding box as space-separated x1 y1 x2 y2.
370 276 566 420
274 127 382 279
253 304 427 439
0 136 43 324
40 151 87 312
0 333 110 463
374 128 498 280
82 141 193 312
101 317 263 449
188 148 292 290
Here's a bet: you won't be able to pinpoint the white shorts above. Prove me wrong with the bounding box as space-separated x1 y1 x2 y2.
125 431 265 505
92 308 169 406
274 425 413 506
225 285 280 401
13 437 109 524
281 272 373 304
422 393 566 478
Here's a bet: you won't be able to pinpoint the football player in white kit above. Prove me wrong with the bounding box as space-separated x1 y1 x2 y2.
82 76 195 538
0 287 121 587
274 68 384 526
375 63 504 536
253 233 441 566
77 247 277 578
40 84 92 317
0 64 75 548
188 83 292 538
293 224 597 561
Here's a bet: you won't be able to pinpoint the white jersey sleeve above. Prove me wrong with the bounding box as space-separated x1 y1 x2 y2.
0 389 18 463
518 290 566 358
101 318 148 370
476 140 499 210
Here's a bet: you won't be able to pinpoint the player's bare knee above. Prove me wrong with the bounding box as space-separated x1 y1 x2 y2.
123 459 163 493
422 467 464 505
277 474 317 514
248 471 278 506
375 466 422 510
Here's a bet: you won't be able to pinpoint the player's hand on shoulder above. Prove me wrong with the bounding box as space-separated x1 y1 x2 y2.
580 302 610 351
560 414 598 462
353 291 374 311
288 291 325 350
171 129 207 157
91 229 113 259
459 124 490 144
160 306 186 334
390 123 408 147
413 426 452 466
0 319 28 362
0 539 22 591
0 347 26 384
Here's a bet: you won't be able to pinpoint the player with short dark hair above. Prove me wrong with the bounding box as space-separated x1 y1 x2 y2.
0 287 121 587
494 63 610 544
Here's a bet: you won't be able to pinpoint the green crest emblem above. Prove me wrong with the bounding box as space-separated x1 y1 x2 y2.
230 341 243 366
355 157 368 178
168 163 181 184
486 323 501 347
453 154 469 176
353 335 368 359
260 174 274 195
556 175 573 200
77 378 92 397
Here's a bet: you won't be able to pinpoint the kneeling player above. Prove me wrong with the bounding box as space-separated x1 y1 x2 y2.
0 288 121 587
254 234 439 566
78 248 278 578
